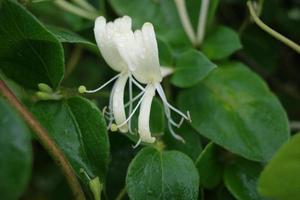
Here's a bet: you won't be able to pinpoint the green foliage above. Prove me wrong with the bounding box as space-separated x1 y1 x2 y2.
258 133 300 200
126 147 199 200
224 158 266 200
202 26 242 60
0 97 32 200
48 26 98 51
171 49 217 88
109 0 190 47
30 96 109 182
195 143 223 189
0 0 298 199
179 62 289 161
0 0 64 89
163 123 203 161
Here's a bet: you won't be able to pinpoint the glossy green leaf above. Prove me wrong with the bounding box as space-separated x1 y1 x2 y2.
0 0 64 89
202 26 242 60
171 49 217 88
258 133 300 200
30 96 109 182
0 97 32 200
195 143 223 189
48 26 98 51
109 0 190 47
224 158 266 200
178 62 289 161
126 147 199 200
163 123 202 161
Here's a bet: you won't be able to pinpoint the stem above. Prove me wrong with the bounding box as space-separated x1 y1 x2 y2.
290 121 300 131
54 0 97 20
72 0 97 12
247 1 300 54
115 187 126 200
196 0 210 46
65 46 82 78
0 80 86 200
174 0 196 45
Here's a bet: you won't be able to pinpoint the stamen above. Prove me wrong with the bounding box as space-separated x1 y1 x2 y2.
155 83 190 121
155 83 189 143
168 121 185 143
128 75 133 133
131 77 146 91
82 73 120 93
124 90 144 107
116 89 146 128
132 138 142 149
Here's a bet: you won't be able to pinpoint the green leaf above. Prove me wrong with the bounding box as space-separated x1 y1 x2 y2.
126 147 199 200
30 96 109 182
48 26 98 51
224 158 266 200
195 143 223 189
171 49 217 88
109 0 190 47
0 0 64 89
178 62 289 161
258 133 300 200
163 123 202 161
157 38 173 66
0 97 32 200
202 26 242 60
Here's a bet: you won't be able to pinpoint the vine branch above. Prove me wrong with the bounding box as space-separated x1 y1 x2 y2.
247 1 300 54
0 80 86 200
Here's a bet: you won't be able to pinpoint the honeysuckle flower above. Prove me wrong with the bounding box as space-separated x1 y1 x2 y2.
79 16 143 133
116 22 191 145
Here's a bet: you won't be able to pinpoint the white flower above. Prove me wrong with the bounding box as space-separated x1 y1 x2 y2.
79 16 143 133
117 22 191 145
79 16 190 147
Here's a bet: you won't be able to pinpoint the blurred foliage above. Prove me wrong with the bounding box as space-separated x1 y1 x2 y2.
0 0 299 199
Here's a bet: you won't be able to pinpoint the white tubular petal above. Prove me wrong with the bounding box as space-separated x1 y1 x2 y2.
94 16 132 72
132 23 162 84
116 22 162 85
112 73 129 133
138 85 156 143
142 23 159 63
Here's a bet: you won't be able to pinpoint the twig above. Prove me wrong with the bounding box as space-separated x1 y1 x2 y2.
115 187 126 200
174 0 196 45
290 121 300 131
65 46 82 78
54 0 97 20
0 80 86 200
247 1 300 54
196 0 210 46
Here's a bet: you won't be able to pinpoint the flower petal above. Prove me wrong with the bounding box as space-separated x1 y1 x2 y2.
94 16 132 72
112 73 129 133
138 84 156 143
117 22 162 84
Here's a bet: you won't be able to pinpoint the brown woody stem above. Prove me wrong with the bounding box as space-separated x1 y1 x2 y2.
0 80 86 200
